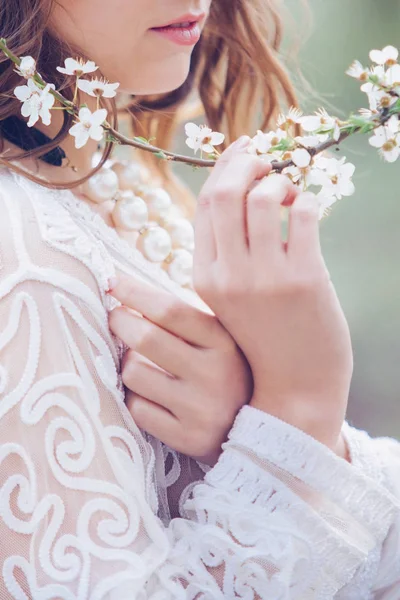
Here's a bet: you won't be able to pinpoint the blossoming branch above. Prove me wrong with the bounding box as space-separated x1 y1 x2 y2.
0 38 400 218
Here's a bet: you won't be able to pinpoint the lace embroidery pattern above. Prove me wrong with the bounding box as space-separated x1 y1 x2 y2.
0 167 398 598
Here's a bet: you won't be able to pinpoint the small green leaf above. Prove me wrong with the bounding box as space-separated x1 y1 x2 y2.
389 98 400 114
368 74 380 85
270 138 293 153
348 115 369 127
155 151 167 160
134 136 150 144
105 133 120 144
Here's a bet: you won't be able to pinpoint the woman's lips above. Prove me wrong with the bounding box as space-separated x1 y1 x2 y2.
149 22 201 46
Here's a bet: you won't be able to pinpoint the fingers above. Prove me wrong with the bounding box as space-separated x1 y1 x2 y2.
210 154 272 262
126 391 181 447
196 136 272 266
122 351 181 411
199 136 252 198
110 307 197 377
246 174 299 259
287 191 323 267
194 137 250 271
109 276 219 347
193 192 217 274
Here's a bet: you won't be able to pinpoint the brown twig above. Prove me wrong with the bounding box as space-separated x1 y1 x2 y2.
0 36 398 174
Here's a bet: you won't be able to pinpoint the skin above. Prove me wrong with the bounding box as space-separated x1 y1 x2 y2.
8 0 352 463
49 0 212 96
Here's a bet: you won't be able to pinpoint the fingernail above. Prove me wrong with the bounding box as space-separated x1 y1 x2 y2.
106 276 118 293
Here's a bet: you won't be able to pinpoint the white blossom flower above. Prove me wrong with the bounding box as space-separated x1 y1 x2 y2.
57 57 98 76
385 64 400 87
292 148 312 168
300 108 341 141
358 107 379 119
247 129 287 156
277 107 303 129
369 45 399 66
311 156 356 199
282 149 316 186
69 107 108 149
16 56 36 79
283 165 302 185
77 78 120 98
185 123 225 154
361 82 396 111
14 79 55 127
346 60 369 82
369 115 400 162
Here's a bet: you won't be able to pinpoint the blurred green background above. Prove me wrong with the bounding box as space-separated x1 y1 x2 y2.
173 0 400 439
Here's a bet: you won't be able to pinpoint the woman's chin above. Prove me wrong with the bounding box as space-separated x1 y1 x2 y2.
119 63 191 96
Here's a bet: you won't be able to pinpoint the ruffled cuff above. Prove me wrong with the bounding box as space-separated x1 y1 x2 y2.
214 406 397 546
204 407 400 595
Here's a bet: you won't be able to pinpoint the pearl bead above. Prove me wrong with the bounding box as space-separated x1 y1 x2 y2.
165 249 193 286
82 167 119 203
143 188 172 221
137 227 172 263
164 218 195 251
111 191 149 231
111 160 150 191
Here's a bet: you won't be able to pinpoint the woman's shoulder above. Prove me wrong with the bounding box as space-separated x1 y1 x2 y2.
0 166 115 295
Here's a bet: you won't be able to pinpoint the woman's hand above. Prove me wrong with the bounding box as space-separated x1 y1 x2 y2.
108 277 252 465
193 136 353 453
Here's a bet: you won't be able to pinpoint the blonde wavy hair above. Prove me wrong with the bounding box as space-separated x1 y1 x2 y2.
0 0 306 214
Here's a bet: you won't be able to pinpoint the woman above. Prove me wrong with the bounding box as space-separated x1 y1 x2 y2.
0 0 399 598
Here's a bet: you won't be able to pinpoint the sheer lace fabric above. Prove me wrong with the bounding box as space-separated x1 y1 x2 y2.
0 165 399 599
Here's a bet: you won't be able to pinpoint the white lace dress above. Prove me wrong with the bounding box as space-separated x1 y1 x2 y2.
0 164 399 600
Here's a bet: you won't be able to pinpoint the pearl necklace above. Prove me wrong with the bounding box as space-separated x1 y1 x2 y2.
79 153 195 288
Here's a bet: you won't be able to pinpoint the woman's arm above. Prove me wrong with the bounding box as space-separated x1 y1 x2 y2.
0 170 398 599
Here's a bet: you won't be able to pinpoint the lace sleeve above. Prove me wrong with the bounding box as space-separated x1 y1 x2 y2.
334 424 400 599
0 175 398 600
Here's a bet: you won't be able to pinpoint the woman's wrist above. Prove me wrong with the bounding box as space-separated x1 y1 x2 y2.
249 394 348 457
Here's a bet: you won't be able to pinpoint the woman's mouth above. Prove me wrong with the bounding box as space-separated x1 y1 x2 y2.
149 21 202 46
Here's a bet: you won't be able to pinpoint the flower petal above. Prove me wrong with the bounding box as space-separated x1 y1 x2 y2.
210 132 225 146
74 129 90 149
27 106 40 127
40 107 52 127
381 147 400 163
300 115 321 132
292 148 312 168
90 108 108 127
78 107 92 122
89 124 105 142
68 122 82 136
14 85 31 102
102 82 120 98
369 49 385 65
383 45 399 61
185 138 196 150
185 122 200 138
368 133 384 148
386 64 400 86
340 179 355 197
201 143 215 154
82 60 98 74
77 80 96 96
